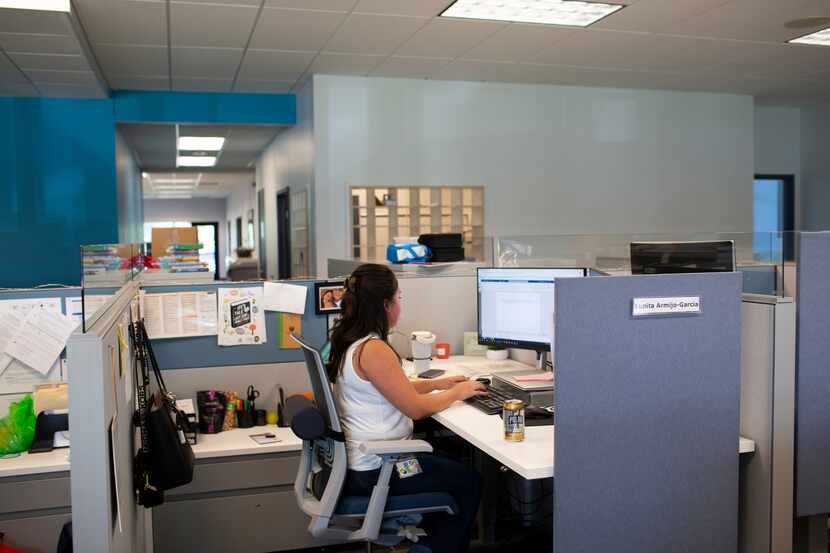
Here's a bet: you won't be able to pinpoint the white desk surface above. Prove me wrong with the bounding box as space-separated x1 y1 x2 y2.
419 356 756 480
0 448 70 478
191 425 302 459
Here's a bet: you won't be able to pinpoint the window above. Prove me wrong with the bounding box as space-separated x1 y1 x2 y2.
350 186 485 262
753 175 794 262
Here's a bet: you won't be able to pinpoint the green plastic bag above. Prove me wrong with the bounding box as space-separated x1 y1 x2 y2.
0 395 36 455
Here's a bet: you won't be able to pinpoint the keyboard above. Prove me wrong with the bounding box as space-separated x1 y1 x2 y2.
465 384 517 415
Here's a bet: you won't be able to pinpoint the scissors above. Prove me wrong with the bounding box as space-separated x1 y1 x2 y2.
247 385 260 409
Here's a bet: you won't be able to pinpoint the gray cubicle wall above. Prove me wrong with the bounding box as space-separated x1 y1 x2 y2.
142 281 327 369
795 232 830 517
66 282 144 553
553 273 742 553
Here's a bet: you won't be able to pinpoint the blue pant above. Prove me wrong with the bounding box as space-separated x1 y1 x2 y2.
343 453 482 553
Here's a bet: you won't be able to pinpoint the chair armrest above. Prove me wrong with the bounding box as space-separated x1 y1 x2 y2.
358 439 433 456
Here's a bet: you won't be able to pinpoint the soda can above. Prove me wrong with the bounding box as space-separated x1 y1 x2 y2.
503 399 525 442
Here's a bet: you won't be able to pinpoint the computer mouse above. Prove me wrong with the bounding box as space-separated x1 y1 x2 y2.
475 377 491 386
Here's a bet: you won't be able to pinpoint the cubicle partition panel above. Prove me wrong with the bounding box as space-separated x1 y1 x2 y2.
794 231 830 518
553 273 742 553
66 281 143 553
142 281 327 369
390 275 477 358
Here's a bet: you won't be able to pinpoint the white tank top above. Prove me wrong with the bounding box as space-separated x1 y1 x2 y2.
334 334 414 471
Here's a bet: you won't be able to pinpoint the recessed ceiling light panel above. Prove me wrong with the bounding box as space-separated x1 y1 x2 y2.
789 27 830 47
440 0 624 27
178 136 225 151
177 156 216 168
0 0 70 11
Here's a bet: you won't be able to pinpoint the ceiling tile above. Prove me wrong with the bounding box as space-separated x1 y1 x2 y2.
325 13 426 55
234 80 295 93
172 77 234 92
264 0 357 10
354 0 453 17
593 0 729 32
109 74 171 91
309 52 384 75
93 44 167 76
396 18 507 58
0 54 28 83
171 0 260 5
250 7 345 51
530 29 656 68
238 49 314 81
0 9 73 35
0 32 82 55
371 56 451 79
170 3 258 48
0 82 38 96
461 23 574 62
6 52 89 72
668 0 830 42
26 69 99 85
75 0 167 46
36 83 108 98
172 47 243 79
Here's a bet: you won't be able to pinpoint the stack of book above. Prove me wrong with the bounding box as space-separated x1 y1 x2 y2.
163 243 209 273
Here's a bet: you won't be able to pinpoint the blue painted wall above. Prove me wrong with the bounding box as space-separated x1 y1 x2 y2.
0 91 295 288
0 97 117 287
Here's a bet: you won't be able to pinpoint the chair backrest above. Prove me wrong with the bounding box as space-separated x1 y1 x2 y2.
290 333 343 434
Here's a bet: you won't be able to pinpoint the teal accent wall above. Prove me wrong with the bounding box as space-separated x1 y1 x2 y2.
0 91 295 288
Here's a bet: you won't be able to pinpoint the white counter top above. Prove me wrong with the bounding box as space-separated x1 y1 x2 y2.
0 449 70 478
426 356 757 480
191 425 302 459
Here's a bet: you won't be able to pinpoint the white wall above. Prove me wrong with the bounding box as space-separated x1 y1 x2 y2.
144 198 228 278
257 79 315 278
801 103 830 231
313 75 755 275
116 130 143 243
754 105 802 228
225 175 257 262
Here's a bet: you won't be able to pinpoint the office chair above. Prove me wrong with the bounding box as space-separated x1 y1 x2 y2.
290 333 458 552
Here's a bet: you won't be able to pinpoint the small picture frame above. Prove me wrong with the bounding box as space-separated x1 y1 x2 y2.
315 281 346 315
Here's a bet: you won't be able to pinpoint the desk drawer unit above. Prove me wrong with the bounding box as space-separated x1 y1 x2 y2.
0 473 71 553
154 452 343 553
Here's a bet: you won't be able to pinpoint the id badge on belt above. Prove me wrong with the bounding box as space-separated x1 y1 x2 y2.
395 457 423 478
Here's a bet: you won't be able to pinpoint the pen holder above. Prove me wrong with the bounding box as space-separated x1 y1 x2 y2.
256 409 267 426
236 409 255 429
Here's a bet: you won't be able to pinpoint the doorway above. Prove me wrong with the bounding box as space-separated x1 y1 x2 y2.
191 222 219 279
277 189 291 280
753 175 795 262
258 188 267 279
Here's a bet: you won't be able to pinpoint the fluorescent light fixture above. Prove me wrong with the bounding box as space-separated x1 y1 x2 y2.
154 185 194 191
0 0 70 11
177 156 216 168
440 0 623 27
152 178 195 184
178 136 225 151
154 194 192 200
788 27 830 47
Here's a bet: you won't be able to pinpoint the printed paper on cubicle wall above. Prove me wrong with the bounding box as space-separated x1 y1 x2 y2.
142 291 218 339
218 287 266 346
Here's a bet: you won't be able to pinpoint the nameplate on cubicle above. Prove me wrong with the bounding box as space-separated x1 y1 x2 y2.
632 296 701 317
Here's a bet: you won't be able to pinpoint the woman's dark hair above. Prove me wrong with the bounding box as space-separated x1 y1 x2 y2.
326 263 398 382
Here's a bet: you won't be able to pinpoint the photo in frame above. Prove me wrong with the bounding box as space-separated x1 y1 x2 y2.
314 281 346 315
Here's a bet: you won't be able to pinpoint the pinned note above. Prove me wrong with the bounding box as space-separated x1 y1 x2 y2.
6 309 78 375
263 282 308 315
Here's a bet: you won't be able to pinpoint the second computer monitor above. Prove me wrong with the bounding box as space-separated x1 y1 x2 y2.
630 240 736 275
477 267 587 352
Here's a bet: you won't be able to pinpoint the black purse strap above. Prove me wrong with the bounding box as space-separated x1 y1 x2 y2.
130 321 151 456
139 322 169 396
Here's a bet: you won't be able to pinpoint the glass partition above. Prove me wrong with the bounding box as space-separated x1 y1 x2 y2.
492 232 793 297
80 243 146 331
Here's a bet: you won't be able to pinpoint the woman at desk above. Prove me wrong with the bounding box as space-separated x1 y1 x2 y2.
328 263 486 553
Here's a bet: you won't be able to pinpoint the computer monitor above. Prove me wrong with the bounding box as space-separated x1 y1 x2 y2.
477 267 588 352
629 240 736 275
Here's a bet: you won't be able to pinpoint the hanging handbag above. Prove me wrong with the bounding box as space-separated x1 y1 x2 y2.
131 321 194 507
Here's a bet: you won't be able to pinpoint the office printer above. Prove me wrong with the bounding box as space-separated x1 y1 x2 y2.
491 370 554 407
